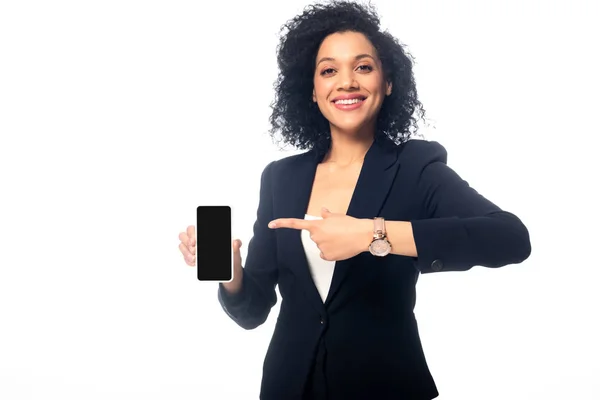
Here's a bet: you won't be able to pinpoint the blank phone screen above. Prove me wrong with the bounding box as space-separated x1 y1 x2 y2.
196 205 232 281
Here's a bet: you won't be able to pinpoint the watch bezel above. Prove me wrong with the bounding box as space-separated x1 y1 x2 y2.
369 237 392 257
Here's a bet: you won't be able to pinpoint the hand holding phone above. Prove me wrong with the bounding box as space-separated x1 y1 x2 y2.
179 225 197 267
178 206 244 291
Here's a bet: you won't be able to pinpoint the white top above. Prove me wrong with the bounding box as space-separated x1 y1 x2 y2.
301 214 336 303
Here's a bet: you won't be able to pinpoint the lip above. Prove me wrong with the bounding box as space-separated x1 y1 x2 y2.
331 94 367 102
331 94 367 111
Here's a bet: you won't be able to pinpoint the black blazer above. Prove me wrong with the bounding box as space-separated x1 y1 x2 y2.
217 138 531 400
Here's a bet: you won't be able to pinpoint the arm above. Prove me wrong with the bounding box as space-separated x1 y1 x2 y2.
374 141 531 273
410 142 531 273
217 161 279 329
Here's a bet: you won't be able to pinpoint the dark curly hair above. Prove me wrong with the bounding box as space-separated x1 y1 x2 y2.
268 0 427 155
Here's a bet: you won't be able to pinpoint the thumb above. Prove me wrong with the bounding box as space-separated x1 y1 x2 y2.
321 207 332 218
232 239 243 269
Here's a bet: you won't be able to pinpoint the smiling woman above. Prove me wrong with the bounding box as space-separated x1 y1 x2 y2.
178 1 531 399
312 32 392 138
268 0 425 156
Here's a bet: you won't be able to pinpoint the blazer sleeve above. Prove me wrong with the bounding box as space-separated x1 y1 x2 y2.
408 140 531 273
217 161 279 329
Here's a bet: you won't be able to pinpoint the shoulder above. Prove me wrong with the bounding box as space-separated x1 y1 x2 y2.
397 139 448 170
263 150 314 176
265 150 315 174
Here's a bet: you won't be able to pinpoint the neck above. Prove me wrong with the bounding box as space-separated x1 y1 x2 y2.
323 125 375 166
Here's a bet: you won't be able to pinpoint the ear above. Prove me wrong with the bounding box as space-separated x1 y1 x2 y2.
386 81 392 96
312 89 317 102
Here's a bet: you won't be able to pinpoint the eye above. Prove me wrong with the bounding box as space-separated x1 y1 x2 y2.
357 65 373 72
320 68 335 76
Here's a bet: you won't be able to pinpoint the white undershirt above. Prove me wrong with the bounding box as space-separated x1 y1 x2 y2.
301 214 336 303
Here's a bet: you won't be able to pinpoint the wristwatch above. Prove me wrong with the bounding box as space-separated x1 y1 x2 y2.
368 217 392 257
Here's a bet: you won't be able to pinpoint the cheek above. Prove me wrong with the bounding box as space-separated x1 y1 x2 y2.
313 79 334 101
363 74 386 92
313 87 325 101
314 91 330 109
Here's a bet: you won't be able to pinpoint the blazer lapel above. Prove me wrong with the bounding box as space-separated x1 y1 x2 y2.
277 151 327 316
324 138 399 305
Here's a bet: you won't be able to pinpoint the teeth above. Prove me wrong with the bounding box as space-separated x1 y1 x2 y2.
335 98 363 105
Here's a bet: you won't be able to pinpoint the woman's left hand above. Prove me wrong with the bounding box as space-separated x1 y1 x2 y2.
268 207 372 261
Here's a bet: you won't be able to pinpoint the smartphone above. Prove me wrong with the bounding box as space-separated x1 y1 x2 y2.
196 205 232 282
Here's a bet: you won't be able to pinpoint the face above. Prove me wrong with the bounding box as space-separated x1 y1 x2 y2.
313 31 391 136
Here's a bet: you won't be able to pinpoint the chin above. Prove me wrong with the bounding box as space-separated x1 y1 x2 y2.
331 126 368 136
329 117 371 134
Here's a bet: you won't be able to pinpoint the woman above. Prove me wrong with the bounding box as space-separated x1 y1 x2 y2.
178 1 531 399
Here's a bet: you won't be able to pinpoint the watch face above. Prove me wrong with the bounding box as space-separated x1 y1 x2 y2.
369 239 391 256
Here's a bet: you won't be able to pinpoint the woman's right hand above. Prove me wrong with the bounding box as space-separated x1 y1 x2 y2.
179 225 197 266
178 225 244 294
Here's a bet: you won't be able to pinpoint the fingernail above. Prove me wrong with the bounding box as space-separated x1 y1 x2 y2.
268 222 276 228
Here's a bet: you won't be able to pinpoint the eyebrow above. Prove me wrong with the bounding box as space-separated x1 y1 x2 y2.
316 53 375 66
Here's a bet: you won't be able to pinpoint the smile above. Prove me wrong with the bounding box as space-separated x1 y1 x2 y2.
332 96 366 111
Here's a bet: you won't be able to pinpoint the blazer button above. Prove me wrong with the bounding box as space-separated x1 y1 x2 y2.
320 318 324 324
431 259 444 272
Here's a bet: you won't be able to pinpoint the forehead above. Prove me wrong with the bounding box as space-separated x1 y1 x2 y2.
316 31 377 60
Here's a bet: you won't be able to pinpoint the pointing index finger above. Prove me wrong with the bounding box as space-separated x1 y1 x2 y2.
269 218 313 231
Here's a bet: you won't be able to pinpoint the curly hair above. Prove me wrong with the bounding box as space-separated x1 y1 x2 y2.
268 0 427 154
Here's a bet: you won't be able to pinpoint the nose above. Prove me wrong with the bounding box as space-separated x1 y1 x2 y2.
338 69 358 91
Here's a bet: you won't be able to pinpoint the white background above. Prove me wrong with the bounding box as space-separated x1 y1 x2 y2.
1 0 599 399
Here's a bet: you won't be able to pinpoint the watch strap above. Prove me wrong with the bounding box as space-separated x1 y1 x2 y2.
373 217 386 238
